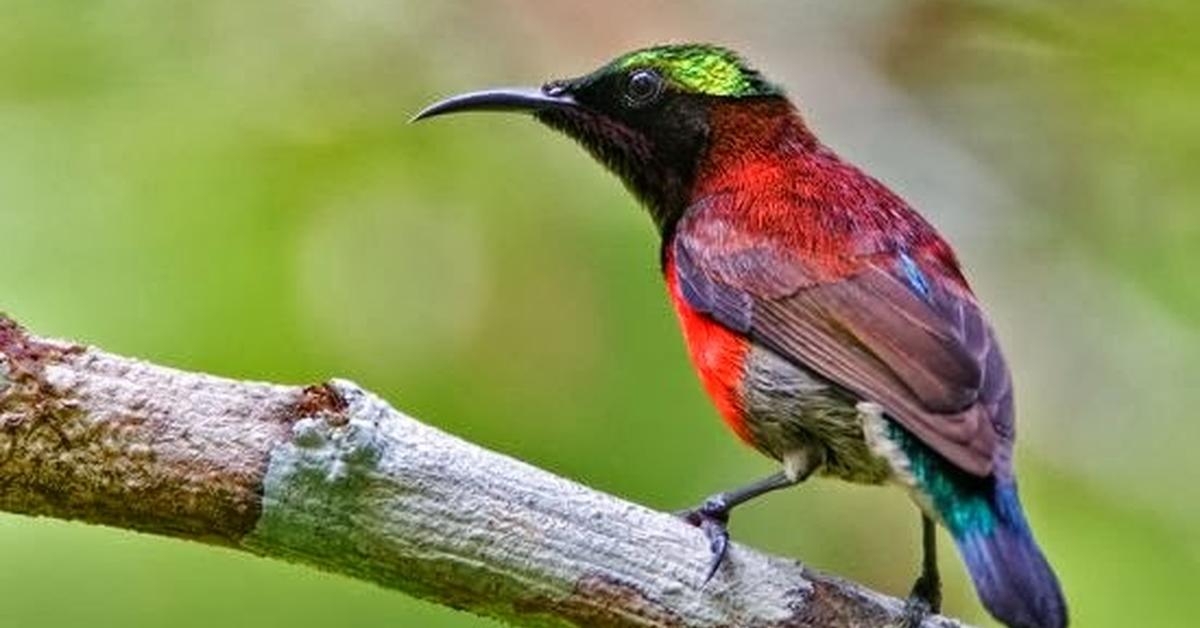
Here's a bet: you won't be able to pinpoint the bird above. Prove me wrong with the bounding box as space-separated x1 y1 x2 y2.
413 43 1067 628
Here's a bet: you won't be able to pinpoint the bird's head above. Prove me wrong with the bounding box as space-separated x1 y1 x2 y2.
414 44 792 232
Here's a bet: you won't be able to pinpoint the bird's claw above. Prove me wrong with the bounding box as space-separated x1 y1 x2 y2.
900 596 931 628
677 496 731 585
900 573 941 628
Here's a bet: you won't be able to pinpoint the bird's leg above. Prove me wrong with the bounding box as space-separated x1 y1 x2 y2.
678 471 795 584
902 514 943 628
678 449 818 584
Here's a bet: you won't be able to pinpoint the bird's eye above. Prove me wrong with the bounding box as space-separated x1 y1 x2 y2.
624 69 663 107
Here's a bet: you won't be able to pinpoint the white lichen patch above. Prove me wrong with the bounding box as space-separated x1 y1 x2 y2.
244 382 395 572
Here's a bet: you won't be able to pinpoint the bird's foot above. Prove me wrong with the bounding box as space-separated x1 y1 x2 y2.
676 495 731 585
900 572 942 628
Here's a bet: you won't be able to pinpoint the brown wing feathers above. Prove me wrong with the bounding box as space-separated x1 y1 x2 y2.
674 235 1000 477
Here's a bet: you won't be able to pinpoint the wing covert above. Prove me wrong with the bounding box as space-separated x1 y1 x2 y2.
672 208 1006 477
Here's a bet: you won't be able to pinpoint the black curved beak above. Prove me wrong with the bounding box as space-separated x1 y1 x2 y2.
411 87 578 122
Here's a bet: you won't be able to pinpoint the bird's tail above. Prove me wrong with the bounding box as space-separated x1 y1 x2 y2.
869 417 1067 627
951 481 1068 628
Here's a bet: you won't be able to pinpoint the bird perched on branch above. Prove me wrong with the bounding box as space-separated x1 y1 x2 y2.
414 43 1067 628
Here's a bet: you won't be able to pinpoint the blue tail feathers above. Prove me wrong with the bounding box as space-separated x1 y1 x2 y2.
955 483 1068 628
879 421 1067 627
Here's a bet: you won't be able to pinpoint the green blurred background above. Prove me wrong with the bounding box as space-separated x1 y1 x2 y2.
2 1 1197 626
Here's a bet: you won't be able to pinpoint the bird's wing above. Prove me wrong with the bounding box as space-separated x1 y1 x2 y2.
672 201 1009 477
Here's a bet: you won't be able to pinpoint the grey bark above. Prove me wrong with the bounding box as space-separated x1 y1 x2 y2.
0 315 968 627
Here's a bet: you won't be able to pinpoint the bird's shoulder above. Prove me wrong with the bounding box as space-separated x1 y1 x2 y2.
681 148 969 292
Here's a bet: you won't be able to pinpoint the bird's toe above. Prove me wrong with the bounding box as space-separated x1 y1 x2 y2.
676 496 732 585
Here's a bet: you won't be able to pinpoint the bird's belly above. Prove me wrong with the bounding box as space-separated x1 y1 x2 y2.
739 345 894 485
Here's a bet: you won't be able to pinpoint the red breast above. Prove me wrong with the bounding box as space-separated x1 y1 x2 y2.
663 248 754 446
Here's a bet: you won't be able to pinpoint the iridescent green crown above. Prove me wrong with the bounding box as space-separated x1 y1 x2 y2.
610 44 782 97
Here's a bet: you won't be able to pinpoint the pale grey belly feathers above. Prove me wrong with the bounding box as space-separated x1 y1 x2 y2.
740 343 895 485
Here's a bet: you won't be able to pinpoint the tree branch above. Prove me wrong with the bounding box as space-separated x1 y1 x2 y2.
0 315 967 627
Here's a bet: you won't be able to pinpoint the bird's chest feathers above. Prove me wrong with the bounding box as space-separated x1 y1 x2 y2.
664 258 755 444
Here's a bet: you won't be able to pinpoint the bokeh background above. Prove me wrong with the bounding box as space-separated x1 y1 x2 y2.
2 1 1197 626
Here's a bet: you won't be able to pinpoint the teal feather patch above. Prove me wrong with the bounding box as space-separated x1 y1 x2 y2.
884 421 995 537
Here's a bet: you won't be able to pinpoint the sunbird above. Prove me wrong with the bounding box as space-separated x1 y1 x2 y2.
415 44 1067 628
